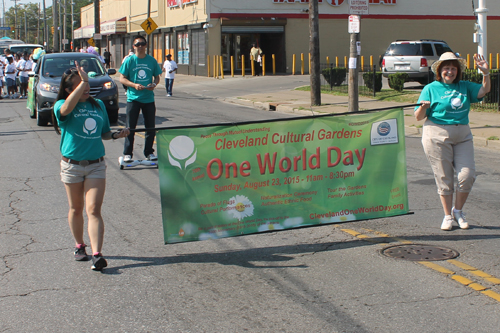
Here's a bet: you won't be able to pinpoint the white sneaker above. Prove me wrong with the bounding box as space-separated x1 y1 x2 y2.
166 94 170 97
168 94 172 97
452 207 469 229
147 154 157 161
123 155 132 162
441 215 454 231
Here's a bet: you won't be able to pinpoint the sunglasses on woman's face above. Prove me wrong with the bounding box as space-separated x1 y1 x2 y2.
134 42 147 47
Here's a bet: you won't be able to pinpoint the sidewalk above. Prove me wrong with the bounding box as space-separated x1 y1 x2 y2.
217 84 500 151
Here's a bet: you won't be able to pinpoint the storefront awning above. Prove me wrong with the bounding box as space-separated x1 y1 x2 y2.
73 24 94 39
101 17 127 35
74 17 127 39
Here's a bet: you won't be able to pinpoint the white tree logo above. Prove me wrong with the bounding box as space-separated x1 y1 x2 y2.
167 136 197 169
137 69 147 79
83 118 97 135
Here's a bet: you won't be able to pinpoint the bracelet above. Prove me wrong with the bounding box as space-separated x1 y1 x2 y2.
483 73 490 77
112 132 117 139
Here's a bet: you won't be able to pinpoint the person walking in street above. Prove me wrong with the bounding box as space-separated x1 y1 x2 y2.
53 63 130 270
119 36 162 162
103 48 111 69
5 56 17 99
414 52 490 231
162 54 177 97
250 43 262 76
16 52 32 99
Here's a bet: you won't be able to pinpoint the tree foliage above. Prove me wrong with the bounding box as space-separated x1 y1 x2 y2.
3 0 92 49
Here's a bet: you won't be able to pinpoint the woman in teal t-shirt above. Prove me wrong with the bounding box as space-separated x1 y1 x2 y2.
414 52 490 231
53 64 129 271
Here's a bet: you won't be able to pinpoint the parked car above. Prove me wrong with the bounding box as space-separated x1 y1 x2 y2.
381 39 455 85
27 53 119 126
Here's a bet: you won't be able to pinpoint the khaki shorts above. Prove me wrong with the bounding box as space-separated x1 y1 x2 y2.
421 119 475 195
60 159 107 184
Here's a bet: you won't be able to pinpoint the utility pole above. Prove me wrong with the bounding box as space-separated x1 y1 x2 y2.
71 1 74 50
309 0 321 106
94 0 100 53
348 18 359 112
43 0 47 48
475 0 488 57
63 0 66 50
147 0 151 55
53 0 59 51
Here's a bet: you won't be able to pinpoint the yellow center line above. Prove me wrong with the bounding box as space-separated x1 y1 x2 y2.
336 226 500 303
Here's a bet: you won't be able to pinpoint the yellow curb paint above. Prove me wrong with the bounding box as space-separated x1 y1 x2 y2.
469 270 492 278
341 229 361 237
447 259 476 271
485 277 500 285
356 234 370 239
451 275 473 286
481 290 500 302
468 283 487 291
418 262 455 274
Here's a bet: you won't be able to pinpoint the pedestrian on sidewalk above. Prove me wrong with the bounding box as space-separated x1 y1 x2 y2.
414 52 490 231
250 43 262 76
119 36 162 162
53 63 130 270
162 54 177 97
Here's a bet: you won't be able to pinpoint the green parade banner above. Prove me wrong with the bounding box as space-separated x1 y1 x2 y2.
157 108 409 244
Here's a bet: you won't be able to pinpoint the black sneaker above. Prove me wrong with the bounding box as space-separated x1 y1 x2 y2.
74 245 89 261
91 254 108 271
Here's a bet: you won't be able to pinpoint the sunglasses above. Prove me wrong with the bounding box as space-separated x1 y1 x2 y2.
134 42 147 47
64 68 77 75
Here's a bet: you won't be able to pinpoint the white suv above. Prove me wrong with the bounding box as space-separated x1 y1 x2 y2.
382 39 455 85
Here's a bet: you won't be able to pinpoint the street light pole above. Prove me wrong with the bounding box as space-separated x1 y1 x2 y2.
475 0 488 57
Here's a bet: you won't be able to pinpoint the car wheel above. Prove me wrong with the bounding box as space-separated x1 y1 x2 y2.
36 106 49 126
108 109 119 124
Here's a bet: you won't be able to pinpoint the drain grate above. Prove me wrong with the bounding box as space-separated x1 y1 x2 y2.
381 244 459 261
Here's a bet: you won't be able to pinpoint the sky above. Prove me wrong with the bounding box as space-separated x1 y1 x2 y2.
2 0 53 15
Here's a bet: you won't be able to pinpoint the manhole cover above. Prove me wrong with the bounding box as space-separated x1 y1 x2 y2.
381 244 459 261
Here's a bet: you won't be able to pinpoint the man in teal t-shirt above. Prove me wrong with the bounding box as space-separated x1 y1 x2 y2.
119 35 162 162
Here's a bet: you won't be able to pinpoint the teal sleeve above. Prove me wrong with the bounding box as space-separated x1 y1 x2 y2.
96 99 111 134
466 81 484 103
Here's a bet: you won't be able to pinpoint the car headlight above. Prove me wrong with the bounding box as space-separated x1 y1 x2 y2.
39 83 59 93
103 81 115 90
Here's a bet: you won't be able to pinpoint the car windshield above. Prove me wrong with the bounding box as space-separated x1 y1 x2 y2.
434 43 453 56
42 57 105 77
385 43 423 56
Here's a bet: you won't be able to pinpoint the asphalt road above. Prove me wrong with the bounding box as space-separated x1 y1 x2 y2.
1 76 500 332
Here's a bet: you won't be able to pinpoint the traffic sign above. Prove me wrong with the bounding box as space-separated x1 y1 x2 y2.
62 39 69 44
93 33 102 40
0 27 11 31
88 37 95 47
348 15 360 34
349 0 369 15
141 17 158 35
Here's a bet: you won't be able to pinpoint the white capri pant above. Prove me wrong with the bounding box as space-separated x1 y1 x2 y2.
421 119 476 196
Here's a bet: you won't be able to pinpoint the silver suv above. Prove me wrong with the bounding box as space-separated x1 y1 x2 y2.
382 39 455 85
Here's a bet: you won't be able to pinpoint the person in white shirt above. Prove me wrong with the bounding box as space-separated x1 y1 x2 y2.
16 52 32 99
162 54 178 97
5 56 17 98
0 56 5 99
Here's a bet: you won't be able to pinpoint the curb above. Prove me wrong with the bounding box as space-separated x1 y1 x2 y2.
222 97 500 151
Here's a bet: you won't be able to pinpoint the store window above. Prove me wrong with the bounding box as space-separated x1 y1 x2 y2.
165 33 174 59
177 32 189 65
